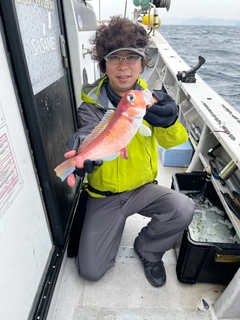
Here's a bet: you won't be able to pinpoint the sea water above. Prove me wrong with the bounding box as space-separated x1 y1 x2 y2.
185 193 240 244
158 25 240 113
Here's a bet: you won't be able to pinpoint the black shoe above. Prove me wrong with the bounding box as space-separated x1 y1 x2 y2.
134 244 166 287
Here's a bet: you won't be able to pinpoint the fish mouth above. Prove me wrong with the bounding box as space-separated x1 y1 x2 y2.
143 89 154 108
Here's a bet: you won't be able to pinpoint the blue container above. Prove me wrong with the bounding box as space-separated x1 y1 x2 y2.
159 139 193 167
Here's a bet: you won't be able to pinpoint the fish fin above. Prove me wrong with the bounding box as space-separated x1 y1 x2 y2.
78 110 115 153
139 124 152 136
120 147 129 159
54 159 75 181
102 152 120 161
143 89 154 106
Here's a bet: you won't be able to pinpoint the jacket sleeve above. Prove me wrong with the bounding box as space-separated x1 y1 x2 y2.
153 119 189 149
77 102 105 134
65 102 104 152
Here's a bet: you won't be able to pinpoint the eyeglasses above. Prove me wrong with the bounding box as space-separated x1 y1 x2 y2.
104 55 142 65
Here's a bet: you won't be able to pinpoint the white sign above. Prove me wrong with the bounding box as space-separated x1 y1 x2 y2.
15 0 64 94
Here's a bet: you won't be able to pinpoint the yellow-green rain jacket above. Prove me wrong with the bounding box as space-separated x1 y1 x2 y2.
78 76 188 198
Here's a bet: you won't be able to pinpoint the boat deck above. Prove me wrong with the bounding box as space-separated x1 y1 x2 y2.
50 159 225 320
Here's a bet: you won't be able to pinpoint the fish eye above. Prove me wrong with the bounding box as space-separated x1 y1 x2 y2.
127 93 136 103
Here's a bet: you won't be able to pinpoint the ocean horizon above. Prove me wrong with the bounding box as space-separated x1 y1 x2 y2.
158 25 240 113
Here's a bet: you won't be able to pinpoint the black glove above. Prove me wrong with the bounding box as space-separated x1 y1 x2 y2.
144 91 178 128
66 132 103 177
66 131 88 152
75 159 103 177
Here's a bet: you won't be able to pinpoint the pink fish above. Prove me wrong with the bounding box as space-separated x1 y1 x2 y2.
54 89 153 181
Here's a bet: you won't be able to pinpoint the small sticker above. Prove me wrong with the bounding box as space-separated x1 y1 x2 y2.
0 126 23 218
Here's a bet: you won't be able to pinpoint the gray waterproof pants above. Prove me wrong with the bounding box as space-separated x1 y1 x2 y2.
76 183 195 281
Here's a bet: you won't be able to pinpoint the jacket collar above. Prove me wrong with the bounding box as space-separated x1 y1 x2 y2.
81 75 148 110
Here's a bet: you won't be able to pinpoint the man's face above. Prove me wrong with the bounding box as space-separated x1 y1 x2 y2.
105 51 143 97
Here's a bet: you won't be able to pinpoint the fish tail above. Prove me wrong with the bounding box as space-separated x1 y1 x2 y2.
54 158 76 181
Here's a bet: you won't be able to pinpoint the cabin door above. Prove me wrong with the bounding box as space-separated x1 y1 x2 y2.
0 1 79 319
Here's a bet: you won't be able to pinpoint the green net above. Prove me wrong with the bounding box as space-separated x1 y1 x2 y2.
133 0 150 11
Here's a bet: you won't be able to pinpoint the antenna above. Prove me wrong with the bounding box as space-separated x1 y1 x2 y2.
99 0 100 20
124 0 127 18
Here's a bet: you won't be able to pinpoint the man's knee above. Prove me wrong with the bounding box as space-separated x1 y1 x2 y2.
80 270 104 282
76 255 111 281
77 263 105 281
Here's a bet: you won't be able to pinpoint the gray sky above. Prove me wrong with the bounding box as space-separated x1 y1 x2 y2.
89 0 240 21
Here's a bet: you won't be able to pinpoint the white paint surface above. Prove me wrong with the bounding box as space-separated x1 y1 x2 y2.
0 30 52 320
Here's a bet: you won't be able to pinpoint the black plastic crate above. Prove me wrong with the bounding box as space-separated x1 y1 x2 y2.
172 172 240 284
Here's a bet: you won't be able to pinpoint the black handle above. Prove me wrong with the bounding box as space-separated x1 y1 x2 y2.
188 56 206 75
177 56 206 83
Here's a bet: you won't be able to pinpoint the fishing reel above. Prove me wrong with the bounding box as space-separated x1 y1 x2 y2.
177 56 206 83
151 0 171 11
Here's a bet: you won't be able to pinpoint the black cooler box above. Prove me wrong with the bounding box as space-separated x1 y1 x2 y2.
172 172 240 284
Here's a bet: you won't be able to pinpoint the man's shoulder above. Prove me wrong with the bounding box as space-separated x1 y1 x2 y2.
78 101 105 121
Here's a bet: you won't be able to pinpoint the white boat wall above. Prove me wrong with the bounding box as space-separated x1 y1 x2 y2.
0 0 240 319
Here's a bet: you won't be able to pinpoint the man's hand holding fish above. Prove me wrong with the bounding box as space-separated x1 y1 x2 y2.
54 89 154 185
